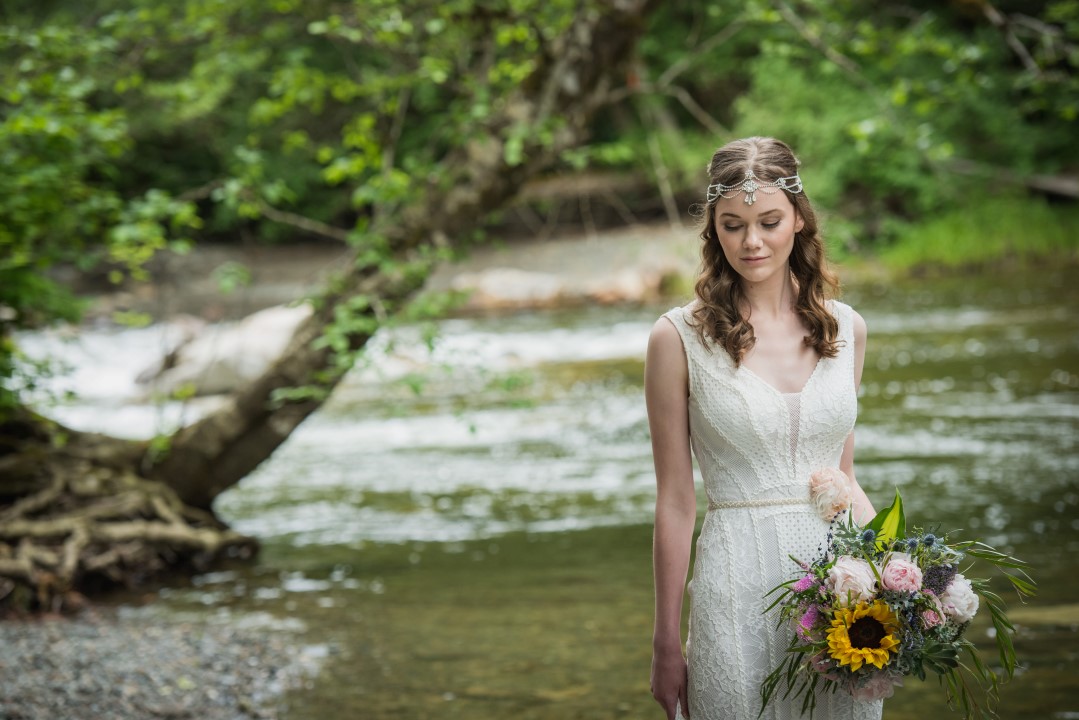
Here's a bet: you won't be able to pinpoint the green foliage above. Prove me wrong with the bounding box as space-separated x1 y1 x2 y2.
1 0 583 413
881 197 1079 268
633 0 1079 251
0 20 199 413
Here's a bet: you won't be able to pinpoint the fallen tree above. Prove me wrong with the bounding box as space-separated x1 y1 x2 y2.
0 0 659 610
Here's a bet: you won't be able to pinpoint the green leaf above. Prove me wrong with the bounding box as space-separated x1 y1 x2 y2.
865 487 905 546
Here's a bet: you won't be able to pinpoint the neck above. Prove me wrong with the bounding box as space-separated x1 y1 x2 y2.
739 265 797 319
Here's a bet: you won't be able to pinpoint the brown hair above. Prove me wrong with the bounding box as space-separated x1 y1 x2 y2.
690 136 841 365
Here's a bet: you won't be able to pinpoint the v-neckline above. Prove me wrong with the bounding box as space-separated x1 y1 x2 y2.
738 352 826 397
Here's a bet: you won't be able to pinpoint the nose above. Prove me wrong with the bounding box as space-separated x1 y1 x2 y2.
743 225 763 250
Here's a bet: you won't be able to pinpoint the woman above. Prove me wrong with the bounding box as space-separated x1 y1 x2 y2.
645 137 881 720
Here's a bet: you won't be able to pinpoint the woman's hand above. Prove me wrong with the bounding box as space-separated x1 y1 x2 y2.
651 645 689 719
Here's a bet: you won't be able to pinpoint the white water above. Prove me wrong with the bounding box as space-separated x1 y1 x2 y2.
15 298 1079 545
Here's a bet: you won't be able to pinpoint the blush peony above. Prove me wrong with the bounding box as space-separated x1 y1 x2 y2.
940 574 979 623
881 552 924 593
827 556 878 606
809 467 854 522
850 673 903 701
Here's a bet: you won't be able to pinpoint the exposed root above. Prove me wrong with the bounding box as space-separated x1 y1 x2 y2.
1 458 257 612
0 407 259 611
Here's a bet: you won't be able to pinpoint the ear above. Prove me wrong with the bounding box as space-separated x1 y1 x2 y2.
794 209 805 234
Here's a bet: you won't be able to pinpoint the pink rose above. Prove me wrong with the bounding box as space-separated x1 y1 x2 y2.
881 552 923 593
921 609 943 628
809 467 854 522
850 673 902 701
827 556 877 606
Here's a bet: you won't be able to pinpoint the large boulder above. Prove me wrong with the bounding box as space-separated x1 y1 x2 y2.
137 303 312 397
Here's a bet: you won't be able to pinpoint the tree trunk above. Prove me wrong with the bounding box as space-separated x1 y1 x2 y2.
1 0 658 610
150 0 659 510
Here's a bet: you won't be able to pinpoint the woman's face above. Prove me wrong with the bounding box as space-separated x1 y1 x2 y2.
712 188 804 284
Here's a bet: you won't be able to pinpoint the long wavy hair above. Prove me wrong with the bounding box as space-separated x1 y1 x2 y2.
690 136 841 365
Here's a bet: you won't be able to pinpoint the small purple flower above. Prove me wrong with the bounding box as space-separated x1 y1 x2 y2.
793 574 817 592
797 605 821 640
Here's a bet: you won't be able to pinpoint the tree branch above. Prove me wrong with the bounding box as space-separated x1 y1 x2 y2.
657 20 745 88
981 2 1041 75
149 1 662 510
772 0 871 90
250 195 352 243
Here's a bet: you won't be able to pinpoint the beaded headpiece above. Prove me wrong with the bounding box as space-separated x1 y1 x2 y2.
706 170 803 205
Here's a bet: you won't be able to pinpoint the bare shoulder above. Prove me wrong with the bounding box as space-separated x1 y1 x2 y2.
851 308 868 348
646 313 690 396
648 314 686 358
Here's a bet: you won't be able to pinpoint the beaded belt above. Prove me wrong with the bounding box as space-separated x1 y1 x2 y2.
707 497 811 511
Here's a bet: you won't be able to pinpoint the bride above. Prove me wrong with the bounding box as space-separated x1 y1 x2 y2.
645 137 882 720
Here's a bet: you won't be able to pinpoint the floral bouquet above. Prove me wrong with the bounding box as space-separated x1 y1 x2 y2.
760 469 1036 718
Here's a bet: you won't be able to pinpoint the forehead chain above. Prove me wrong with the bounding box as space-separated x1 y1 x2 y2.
706 170 803 205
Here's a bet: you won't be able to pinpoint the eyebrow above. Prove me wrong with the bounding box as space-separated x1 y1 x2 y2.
719 209 783 219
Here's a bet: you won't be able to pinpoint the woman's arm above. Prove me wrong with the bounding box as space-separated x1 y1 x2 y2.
645 316 697 720
840 309 876 525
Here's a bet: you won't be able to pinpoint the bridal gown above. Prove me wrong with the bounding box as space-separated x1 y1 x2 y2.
661 299 882 720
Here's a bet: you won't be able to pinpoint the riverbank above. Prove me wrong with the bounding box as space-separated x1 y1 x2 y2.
0 605 318 720
80 201 1079 325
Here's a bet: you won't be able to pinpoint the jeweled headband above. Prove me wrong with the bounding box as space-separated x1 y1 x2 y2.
706 170 803 205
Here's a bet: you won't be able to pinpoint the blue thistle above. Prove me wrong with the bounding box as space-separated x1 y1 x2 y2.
860 529 876 543
923 534 937 547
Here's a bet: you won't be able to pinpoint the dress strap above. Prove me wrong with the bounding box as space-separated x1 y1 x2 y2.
661 305 697 349
830 298 853 347
661 305 710 398
828 299 857 384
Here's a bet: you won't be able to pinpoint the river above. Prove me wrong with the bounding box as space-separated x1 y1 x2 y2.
17 264 1079 719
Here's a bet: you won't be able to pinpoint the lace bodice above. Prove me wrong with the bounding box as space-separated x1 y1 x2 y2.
660 298 881 720
663 298 858 509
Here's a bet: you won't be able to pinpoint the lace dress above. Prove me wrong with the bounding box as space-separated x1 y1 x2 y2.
661 299 883 720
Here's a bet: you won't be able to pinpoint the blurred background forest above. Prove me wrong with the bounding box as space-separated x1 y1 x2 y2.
1 1 1078 719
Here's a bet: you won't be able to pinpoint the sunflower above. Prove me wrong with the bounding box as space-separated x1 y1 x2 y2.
826 599 901 671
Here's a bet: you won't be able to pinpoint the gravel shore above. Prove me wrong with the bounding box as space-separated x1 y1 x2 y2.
0 606 317 720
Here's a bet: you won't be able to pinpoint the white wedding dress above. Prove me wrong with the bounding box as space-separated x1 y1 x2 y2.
661 299 883 720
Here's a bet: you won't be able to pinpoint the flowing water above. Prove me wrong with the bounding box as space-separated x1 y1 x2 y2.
19 265 1079 719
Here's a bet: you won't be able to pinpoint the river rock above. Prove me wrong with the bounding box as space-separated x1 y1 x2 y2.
449 265 669 310
451 267 566 309
137 303 312 397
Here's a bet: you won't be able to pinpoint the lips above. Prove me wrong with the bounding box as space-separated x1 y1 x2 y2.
742 256 768 262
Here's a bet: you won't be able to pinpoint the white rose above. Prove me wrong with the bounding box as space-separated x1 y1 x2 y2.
809 467 854 522
827 556 878 606
940 574 979 623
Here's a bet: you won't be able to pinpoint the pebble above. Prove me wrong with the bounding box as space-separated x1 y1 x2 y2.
0 607 310 720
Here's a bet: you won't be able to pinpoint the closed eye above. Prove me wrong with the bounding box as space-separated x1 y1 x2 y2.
763 220 781 229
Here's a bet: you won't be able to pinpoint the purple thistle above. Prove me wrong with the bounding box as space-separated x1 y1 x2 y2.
923 563 958 595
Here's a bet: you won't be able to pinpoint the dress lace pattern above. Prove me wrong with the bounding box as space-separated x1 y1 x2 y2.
662 299 882 720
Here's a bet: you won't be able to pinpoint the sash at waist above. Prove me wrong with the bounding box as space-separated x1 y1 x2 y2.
707 497 811 511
